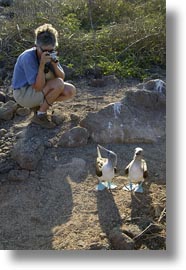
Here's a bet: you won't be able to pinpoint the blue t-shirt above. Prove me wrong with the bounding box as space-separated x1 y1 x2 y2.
12 47 39 89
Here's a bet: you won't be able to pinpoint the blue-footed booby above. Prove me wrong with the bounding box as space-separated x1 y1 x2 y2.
123 147 148 193
96 144 117 191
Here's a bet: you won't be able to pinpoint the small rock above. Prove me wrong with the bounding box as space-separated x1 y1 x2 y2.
89 242 108 250
89 78 106 87
0 91 6 102
16 107 30 116
100 232 107 239
109 227 135 250
51 108 66 125
0 128 7 137
0 100 17 120
70 113 80 122
77 240 85 248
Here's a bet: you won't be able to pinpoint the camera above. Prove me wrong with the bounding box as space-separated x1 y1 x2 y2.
48 51 58 63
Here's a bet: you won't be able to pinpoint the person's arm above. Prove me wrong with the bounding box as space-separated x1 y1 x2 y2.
32 52 51 92
51 61 65 80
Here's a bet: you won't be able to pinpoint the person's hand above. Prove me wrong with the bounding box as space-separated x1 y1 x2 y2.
50 59 58 67
40 52 52 67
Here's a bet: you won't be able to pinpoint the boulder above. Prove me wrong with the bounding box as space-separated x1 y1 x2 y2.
125 88 166 109
137 79 166 95
80 83 165 144
58 126 89 147
12 137 44 170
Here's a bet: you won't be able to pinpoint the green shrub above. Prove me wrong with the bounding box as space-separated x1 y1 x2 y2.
0 0 166 81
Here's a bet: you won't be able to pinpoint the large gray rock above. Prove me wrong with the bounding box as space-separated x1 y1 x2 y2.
12 137 44 170
80 83 165 144
58 126 89 147
137 79 166 95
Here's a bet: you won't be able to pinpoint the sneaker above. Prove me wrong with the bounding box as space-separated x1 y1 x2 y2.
31 106 40 114
31 113 56 129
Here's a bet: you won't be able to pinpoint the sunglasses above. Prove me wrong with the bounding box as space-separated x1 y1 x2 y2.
39 46 56 53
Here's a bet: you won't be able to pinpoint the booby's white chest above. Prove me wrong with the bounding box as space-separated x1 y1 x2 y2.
129 160 143 182
100 161 115 181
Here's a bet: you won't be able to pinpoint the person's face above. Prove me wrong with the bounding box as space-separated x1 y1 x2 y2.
37 44 56 57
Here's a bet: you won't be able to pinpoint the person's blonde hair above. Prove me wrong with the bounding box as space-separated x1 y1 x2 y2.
35 23 58 47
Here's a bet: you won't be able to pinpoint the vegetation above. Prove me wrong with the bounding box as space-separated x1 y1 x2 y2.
0 0 166 80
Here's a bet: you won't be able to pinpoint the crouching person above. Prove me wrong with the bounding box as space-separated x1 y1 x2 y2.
12 23 76 128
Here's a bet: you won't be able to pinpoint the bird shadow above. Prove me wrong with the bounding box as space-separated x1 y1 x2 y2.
96 189 122 246
130 181 165 250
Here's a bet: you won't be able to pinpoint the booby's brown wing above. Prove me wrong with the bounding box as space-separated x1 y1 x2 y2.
96 157 107 177
142 159 148 178
124 161 133 176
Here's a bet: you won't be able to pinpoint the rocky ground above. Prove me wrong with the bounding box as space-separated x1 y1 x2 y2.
0 77 166 250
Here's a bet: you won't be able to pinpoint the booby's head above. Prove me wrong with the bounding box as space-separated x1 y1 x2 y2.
134 147 143 159
97 144 117 166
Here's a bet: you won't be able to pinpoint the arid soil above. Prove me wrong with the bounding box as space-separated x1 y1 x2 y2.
0 79 166 250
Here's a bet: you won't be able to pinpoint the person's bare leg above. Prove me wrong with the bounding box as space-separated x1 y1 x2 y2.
56 82 76 102
39 78 64 112
32 80 76 128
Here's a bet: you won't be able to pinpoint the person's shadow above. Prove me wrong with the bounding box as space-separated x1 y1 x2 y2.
0 125 88 250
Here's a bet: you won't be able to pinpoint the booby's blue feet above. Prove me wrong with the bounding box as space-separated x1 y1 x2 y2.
103 182 117 190
96 182 106 191
134 183 143 193
123 182 136 191
123 182 143 193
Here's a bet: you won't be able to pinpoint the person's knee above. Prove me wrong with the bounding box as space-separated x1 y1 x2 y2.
64 84 76 98
55 78 64 92
70 85 76 97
